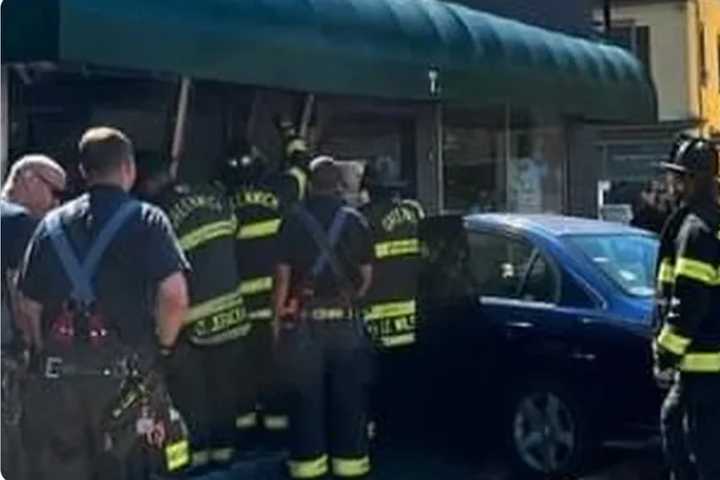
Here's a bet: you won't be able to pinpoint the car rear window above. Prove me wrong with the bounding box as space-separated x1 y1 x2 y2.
565 234 658 297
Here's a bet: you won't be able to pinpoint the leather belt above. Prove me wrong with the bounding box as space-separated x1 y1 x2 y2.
301 308 352 322
44 356 129 379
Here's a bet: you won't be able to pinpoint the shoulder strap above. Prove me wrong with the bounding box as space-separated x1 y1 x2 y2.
46 201 141 304
293 205 351 286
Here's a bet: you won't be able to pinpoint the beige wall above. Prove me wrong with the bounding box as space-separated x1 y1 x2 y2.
598 0 720 133
599 1 694 122
694 0 720 135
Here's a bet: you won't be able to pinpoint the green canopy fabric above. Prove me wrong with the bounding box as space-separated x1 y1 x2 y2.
2 0 656 122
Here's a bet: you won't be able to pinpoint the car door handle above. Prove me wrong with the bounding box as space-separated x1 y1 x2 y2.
507 321 534 329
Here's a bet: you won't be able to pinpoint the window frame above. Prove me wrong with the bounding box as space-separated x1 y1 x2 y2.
466 227 562 306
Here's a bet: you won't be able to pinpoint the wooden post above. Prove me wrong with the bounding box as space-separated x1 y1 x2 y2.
170 77 191 176
1 66 9 180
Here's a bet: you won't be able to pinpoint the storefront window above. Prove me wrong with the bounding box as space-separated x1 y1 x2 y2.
443 108 567 214
506 122 567 214
443 108 506 212
318 105 417 196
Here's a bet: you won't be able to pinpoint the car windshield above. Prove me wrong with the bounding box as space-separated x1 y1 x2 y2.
565 234 658 297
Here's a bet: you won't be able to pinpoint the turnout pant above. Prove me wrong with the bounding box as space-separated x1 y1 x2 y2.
661 380 698 480
165 339 255 467
279 319 373 479
22 372 123 480
683 374 720 480
249 320 290 442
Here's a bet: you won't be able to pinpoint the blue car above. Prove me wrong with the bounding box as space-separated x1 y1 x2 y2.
418 214 661 477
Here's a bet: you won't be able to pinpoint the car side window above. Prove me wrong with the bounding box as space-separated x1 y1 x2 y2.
467 232 535 299
520 254 557 303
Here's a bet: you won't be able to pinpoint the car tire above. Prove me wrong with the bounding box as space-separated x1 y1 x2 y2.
503 378 597 479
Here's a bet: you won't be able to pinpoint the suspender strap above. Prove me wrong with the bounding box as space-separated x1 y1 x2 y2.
45 201 141 304
293 205 351 286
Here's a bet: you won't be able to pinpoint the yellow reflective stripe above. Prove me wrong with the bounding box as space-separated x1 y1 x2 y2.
674 257 719 285
364 300 416 321
189 322 252 346
240 277 273 295
186 288 244 324
382 332 416 347
237 218 281 240
165 439 190 472
236 412 258 429
286 139 308 157
401 199 425 219
656 324 692 356
264 415 289 431
331 456 371 477
191 450 210 467
289 167 307 200
679 352 720 372
288 455 329 479
210 447 235 463
657 259 674 285
179 219 237 251
375 238 419 258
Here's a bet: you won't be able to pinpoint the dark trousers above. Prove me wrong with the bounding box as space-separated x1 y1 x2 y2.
22 373 123 480
371 346 422 440
250 321 290 442
683 374 720 480
279 320 373 479
165 339 254 467
661 380 697 480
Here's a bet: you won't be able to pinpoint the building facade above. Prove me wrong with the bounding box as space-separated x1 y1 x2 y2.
595 0 720 213
2 0 653 216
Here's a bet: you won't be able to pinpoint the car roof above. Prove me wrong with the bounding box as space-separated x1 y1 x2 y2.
464 213 656 238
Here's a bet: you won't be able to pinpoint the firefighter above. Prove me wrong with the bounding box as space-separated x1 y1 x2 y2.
654 134 699 480
653 138 720 480
1 157 68 479
218 142 290 446
136 152 252 470
18 127 190 480
358 166 425 440
274 156 374 479
275 116 312 204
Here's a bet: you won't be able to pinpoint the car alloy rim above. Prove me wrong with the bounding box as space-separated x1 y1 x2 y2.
512 391 576 473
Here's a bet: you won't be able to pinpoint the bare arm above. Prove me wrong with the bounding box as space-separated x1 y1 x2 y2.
356 264 372 299
273 264 291 317
272 264 293 341
155 271 189 349
18 294 43 352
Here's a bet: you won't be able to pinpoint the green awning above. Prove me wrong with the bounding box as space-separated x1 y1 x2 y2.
2 0 656 123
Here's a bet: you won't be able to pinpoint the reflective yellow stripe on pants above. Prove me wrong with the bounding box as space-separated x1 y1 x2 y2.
332 456 371 477
164 439 190 472
263 414 289 431
236 412 258 430
210 447 235 463
288 455 329 479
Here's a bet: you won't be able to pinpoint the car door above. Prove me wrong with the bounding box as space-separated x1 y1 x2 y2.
467 230 578 374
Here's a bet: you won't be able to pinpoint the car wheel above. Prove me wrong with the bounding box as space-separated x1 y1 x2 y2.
504 379 596 478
